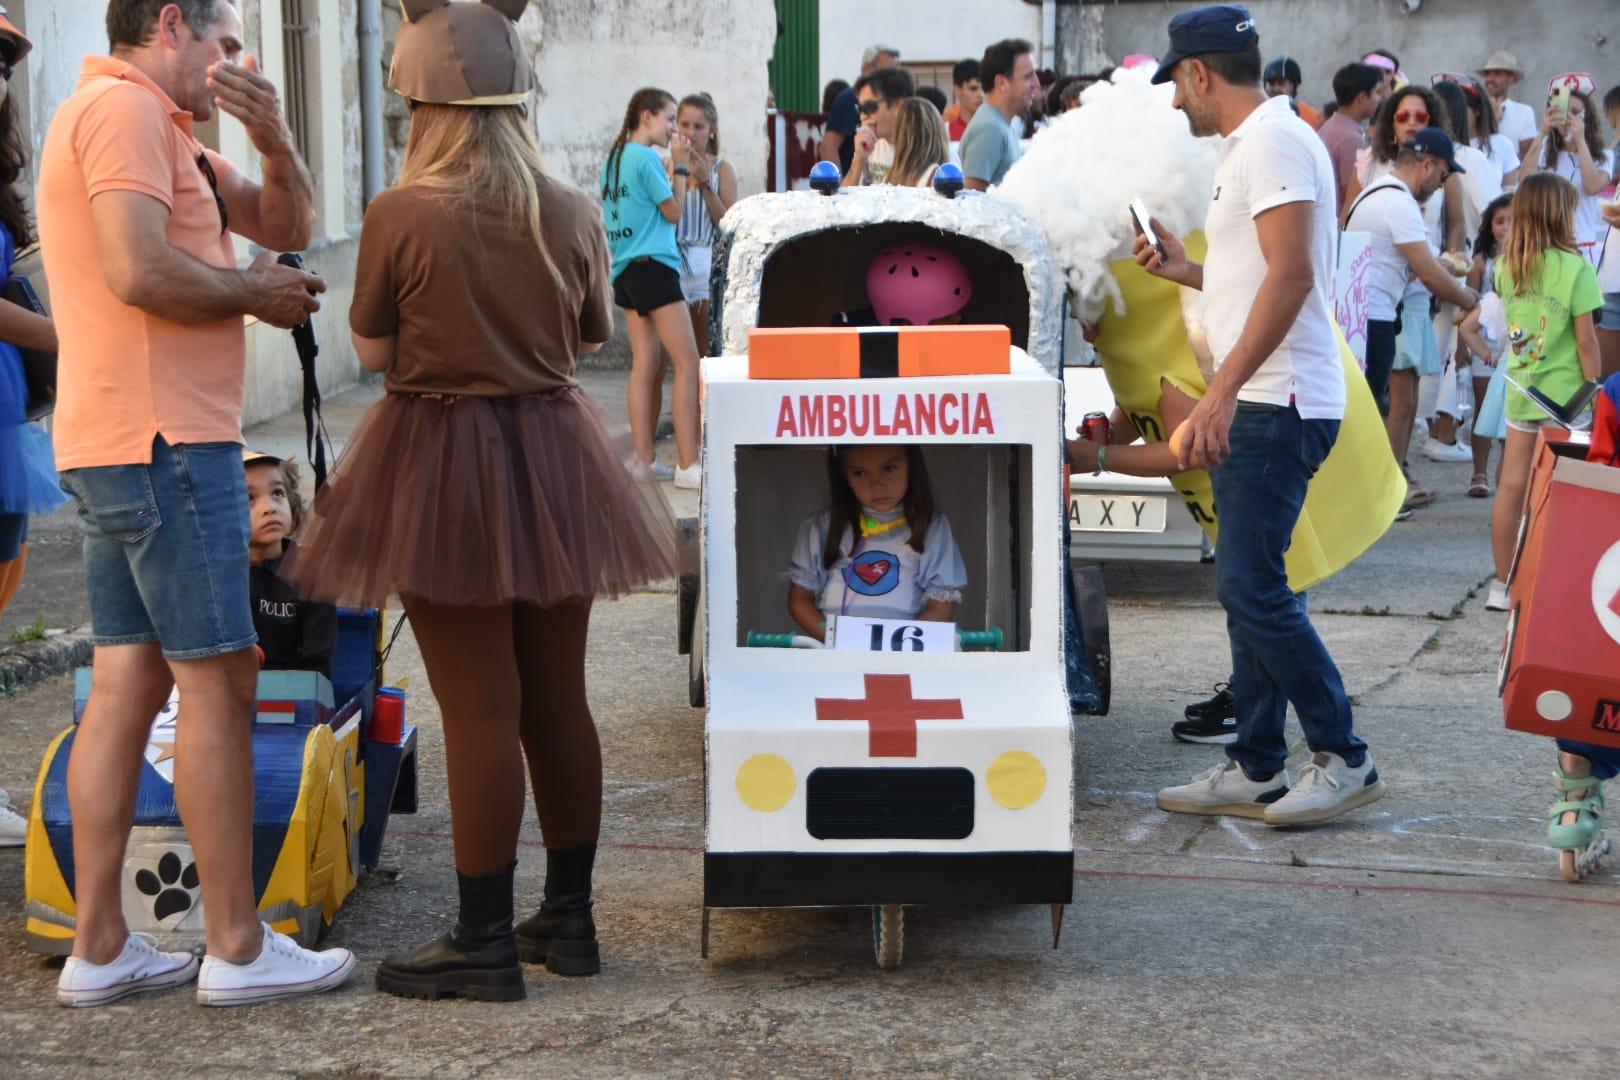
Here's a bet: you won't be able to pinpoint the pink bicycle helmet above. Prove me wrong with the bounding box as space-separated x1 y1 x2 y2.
866 244 973 326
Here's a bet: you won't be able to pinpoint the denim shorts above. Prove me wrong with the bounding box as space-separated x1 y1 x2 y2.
59 436 256 660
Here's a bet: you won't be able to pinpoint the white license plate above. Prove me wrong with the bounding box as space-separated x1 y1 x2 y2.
1069 494 1167 532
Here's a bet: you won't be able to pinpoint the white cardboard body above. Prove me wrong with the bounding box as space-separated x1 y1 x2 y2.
701 349 1074 856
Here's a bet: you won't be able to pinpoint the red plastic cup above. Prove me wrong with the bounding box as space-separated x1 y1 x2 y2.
372 687 405 744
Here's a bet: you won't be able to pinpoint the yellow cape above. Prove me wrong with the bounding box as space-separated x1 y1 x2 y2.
1094 235 1405 592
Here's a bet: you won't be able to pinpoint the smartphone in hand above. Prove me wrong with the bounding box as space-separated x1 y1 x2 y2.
1549 86 1572 129
1129 199 1166 261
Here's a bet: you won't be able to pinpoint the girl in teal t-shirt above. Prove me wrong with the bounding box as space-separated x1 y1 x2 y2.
1489 174 1601 599
600 88 701 485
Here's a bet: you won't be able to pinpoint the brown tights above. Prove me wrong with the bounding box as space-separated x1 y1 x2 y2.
0 542 28 618
403 597 601 877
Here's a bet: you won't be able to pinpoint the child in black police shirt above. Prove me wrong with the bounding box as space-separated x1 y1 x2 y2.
245 451 337 679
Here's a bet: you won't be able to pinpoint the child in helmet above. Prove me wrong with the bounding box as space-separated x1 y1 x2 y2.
790 245 973 641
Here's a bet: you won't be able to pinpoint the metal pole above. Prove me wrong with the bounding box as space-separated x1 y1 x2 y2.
358 0 385 203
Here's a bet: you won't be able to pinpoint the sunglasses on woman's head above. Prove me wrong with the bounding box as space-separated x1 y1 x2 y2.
1394 109 1429 125
858 100 881 116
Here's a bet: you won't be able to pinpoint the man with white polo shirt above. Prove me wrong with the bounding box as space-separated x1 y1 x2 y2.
1138 5 1385 826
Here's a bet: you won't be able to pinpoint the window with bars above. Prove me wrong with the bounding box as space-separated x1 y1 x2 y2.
905 63 960 95
282 0 315 167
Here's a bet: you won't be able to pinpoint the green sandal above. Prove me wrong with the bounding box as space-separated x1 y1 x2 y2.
1547 768 1604 850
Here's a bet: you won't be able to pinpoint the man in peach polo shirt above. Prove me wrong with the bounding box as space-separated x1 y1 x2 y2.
38 0 353 1007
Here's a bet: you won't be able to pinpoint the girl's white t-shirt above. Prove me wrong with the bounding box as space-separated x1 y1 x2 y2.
1545 148 1616 258
1472 133 1520 190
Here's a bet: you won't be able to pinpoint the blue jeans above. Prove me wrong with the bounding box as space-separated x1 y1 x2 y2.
59 436 255 660
1211 403 1365 778
1556 741 1620 781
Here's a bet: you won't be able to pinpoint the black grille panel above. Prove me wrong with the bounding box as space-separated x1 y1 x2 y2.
806 767 974 840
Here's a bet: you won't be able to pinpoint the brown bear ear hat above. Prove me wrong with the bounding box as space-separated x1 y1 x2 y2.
389 0 532 106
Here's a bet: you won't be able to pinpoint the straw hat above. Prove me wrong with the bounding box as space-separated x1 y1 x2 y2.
390 0 531 106
1474 50 1522 79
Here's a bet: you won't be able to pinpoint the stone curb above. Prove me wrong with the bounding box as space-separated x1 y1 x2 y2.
0 626 94 694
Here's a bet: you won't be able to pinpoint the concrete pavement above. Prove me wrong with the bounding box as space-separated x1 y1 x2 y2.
1 380 1616 1077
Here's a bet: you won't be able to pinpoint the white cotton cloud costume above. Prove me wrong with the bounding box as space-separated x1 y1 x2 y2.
995 67 1406 593
996 68 1219 328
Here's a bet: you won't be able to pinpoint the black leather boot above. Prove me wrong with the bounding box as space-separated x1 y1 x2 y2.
515 845 600 975
375 862 525 1001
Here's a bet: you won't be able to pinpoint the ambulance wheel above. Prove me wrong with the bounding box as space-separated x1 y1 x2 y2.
873 905 903 970
688 641 706 708
677 572 698 656
1073 564 1111 715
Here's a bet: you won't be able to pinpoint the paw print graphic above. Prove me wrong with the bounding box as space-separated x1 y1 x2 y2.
134 851 200 922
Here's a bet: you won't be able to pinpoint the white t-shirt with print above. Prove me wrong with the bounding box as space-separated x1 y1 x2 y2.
1345 177 1429 321
1202 95 1345 420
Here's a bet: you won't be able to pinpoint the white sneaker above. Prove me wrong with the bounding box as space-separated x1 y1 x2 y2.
0 788 24 847
1263 751 1386 827
646 459 675 482
1485 580 1511 611
58 933 200 1007
1421 438 1474 463
674 463 702 490
1156 760 1290 820
196 922 356 1007
1410 420 1429 450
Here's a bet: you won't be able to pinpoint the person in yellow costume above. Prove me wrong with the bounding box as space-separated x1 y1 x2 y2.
999 60 1402 751
1065 239 1406 593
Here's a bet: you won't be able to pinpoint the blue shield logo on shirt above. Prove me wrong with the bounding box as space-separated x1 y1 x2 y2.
844 549 901 596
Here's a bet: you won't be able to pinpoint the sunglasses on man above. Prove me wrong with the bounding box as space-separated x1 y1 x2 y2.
858 99 882 116
195 152 228 236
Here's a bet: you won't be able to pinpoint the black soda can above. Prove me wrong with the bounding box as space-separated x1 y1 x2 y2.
1081 411 1110 443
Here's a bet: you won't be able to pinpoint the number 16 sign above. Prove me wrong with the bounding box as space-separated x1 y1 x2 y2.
831 615 957 653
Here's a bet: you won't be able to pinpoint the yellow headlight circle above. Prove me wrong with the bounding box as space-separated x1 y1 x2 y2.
987 750 1046 810
735 753 796 812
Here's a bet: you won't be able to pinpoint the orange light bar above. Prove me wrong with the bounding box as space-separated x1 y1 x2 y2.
747 324 1012 380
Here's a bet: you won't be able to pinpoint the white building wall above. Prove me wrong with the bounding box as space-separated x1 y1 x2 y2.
819 0 1046 94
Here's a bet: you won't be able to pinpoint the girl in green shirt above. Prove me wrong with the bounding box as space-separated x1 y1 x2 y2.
1488 173 1601 605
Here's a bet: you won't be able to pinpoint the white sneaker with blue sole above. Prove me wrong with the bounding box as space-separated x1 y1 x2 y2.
1156 760 1289 819
1263 751 1386 827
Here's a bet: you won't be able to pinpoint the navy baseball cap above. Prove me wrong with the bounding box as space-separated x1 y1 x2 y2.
1151 4 1259 85
1403 128 1466 173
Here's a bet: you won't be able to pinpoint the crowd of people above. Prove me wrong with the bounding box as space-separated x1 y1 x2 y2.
1 0 1617 1015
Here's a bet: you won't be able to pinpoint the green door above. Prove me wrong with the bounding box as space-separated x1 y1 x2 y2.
769 0 820 113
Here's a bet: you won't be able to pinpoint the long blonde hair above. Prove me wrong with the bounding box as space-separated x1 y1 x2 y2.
885 97 950 188
1502 173 1579 298
398 102 566 295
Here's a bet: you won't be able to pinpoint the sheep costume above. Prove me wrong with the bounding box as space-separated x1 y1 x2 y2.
998 68 1404 592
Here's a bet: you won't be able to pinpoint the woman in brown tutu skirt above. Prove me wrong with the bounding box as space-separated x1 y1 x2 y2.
287 0 680 1001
